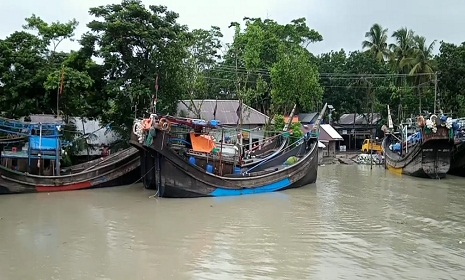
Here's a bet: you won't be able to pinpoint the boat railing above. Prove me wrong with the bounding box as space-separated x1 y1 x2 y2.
244 135 307 174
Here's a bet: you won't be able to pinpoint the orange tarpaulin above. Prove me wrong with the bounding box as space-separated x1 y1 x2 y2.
190 132 216 153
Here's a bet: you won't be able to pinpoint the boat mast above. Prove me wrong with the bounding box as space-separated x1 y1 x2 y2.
312 103 328 134
283 104 297 132
387 105 394 130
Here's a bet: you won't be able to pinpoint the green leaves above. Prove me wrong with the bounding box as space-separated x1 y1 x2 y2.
23 14 78 53
437 42 465 117
86 0 190 137
218 17 323 115
271 47 322 114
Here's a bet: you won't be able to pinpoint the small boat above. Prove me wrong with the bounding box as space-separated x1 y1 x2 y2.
382 113 457 179
130 104 327 198
0 116 140 194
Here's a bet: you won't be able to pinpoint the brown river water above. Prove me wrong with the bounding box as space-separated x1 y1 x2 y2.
1 165 464 280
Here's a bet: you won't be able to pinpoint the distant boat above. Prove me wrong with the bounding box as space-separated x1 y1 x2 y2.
0 116 140 194
130 104 328 198
382 114 457 179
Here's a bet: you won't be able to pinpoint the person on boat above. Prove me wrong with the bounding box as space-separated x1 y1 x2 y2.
101 145 110 157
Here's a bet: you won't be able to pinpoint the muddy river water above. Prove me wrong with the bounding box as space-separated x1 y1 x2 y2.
1 165 464 279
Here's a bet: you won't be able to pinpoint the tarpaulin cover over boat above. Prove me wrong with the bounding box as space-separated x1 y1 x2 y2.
190 132 216 153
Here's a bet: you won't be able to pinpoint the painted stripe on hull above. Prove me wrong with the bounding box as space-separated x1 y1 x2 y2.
36 181 92 192
386 165 403 175
210 178 292 197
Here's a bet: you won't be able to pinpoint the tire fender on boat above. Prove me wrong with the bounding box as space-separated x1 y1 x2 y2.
159 118 170 131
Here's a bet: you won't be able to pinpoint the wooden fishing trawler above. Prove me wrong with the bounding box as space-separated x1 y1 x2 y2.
130 104 327 198
136 105 300 190
449 120 465 176
382 110 457 179
0 116 140 194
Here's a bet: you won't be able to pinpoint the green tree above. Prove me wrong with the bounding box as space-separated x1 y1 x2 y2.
0 32 47 117
400 35 437 114
218 17 323 115
389 27 415 75
85 0 190 137
270 46 323 114
362 23 389 63
437 41 465 117
23 14 78 54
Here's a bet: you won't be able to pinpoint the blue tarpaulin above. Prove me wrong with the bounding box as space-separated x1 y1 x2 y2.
29 136 58 150
391 143 401 152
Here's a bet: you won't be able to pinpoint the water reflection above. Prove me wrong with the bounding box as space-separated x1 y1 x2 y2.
0 165 464 279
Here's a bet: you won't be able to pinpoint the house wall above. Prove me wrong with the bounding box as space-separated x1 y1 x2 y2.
337 127 377 150
324 141 337 157
69 117 119 156
318 148 324 164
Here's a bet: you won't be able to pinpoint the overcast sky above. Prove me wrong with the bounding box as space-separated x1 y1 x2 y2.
1 0 464 55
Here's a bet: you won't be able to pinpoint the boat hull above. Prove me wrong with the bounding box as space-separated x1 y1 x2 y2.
0 147 141 194
383 137 453 179
449 143 465 176
130 133 319 198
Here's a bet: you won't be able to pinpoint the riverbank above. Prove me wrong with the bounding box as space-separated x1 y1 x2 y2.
320 152 360 165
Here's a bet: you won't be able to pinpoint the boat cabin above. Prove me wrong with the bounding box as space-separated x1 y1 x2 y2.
0 117 62 176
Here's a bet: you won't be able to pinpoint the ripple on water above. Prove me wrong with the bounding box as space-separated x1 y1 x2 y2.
1 167 465 280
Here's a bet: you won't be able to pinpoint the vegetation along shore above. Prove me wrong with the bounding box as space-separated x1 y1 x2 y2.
1 0 464 163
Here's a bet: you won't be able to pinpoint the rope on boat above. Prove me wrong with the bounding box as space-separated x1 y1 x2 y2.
120 162 161 199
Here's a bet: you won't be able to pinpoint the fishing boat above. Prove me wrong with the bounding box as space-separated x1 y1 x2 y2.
449 120 465 176
135 105 300 190
382 111 457 179
167 104 299 169
0 116 140 194
129 104 327 198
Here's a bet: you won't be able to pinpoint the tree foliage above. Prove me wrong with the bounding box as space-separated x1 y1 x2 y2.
85 0 190 137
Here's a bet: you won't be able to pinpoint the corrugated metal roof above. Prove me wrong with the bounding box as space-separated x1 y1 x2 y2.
320 124 344 140
338 113 382 125
19 114 63 124
177 100 269 125
302 124 343 141
298 113 318 123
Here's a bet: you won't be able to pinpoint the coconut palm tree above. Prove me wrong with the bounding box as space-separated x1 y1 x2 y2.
389 27 416 74
400 35 437 113
362 23 389 63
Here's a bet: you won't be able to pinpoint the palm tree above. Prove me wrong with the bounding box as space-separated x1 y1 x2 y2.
362 24 389 63
389 27 416 74
400 35 437 114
